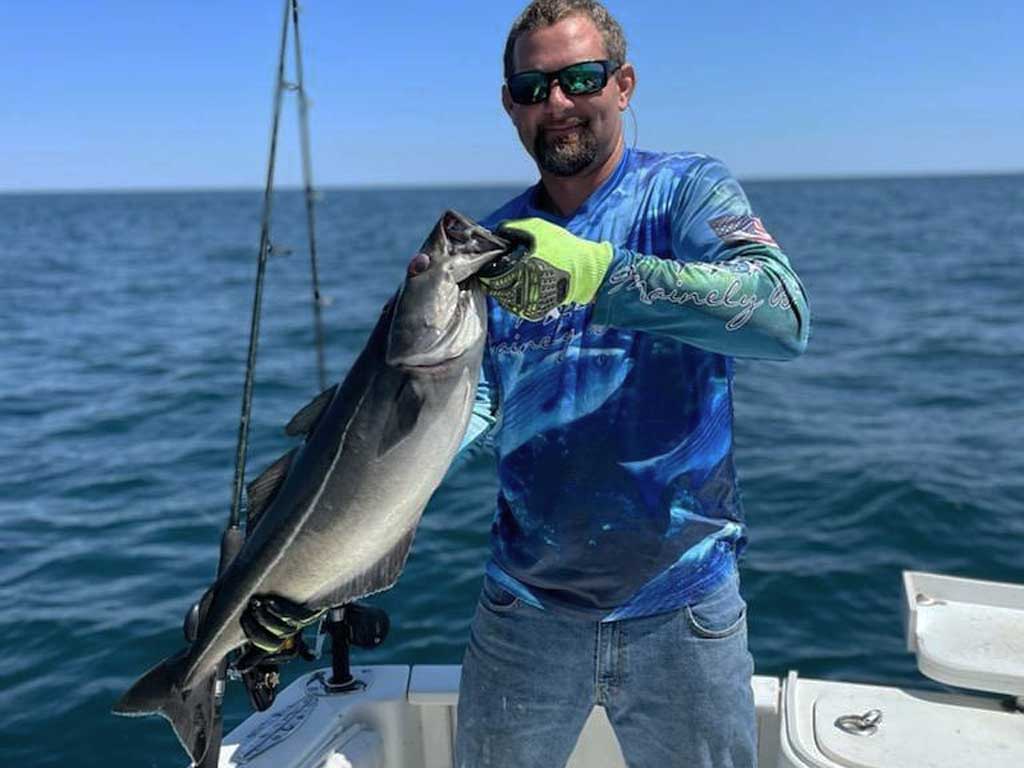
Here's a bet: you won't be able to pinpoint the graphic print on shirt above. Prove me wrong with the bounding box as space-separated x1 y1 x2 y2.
470 148 808 619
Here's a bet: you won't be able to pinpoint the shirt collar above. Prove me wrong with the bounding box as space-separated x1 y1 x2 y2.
524 147 633 226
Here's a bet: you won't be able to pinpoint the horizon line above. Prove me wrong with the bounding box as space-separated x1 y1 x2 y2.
2 167 1021 196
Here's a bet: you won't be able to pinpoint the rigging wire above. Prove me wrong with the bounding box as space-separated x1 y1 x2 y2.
228 0 321 531
290 0 329 391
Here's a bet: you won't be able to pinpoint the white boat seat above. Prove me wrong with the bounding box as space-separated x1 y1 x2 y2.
903 571 1024 697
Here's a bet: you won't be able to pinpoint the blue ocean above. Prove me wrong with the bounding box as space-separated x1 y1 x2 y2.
2 176 1022 766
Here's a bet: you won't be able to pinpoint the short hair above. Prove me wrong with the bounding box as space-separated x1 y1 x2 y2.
503 0 627 79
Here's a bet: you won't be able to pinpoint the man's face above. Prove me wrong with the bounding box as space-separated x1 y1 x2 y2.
503 15 635 178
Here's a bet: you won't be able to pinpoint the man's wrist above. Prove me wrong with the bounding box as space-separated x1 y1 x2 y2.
569 239 614 305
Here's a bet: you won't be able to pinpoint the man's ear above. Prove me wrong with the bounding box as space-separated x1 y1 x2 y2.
616 63 636 110
501 84 514 117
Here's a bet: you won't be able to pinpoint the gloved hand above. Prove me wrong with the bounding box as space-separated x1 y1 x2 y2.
238 594 325 667
479 218 614 321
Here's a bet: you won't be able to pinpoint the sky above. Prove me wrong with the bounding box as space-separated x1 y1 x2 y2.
3 0 1022 191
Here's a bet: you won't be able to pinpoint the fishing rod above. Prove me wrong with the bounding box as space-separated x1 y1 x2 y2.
227 0 289 537
227 0 328 536
197 1 326 765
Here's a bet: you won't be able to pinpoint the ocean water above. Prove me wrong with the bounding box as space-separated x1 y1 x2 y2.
1 175 1022 766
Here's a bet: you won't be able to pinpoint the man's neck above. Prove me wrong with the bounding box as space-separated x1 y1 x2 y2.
537 137 625 218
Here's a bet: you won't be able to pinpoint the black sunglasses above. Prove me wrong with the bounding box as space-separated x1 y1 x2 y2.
506 59 621 105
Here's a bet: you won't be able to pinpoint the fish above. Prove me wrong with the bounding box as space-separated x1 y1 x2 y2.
112 210 512 765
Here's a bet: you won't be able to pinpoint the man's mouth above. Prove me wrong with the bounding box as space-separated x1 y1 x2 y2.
543 120 586 134
533 119 598 176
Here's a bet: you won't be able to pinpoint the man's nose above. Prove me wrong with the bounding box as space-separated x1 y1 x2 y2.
545 80 574 110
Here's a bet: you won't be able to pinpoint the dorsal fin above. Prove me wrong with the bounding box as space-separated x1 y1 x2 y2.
285 384 338 437
245 448 297 531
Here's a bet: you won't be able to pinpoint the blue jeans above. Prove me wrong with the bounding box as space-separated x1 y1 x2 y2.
456 569 756 768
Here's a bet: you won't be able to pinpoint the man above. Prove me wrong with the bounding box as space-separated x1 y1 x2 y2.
244 2 809 766
453 2 808 766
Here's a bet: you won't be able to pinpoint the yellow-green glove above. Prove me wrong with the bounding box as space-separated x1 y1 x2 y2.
480 218 614 321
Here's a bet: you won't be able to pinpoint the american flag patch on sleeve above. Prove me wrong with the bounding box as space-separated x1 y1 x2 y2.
709 215 778 247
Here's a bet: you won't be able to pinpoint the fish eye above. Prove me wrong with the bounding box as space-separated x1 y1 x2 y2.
407 252 431 277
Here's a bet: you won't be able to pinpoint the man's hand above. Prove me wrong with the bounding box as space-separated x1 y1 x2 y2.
479 218 614 321
237 594 325 669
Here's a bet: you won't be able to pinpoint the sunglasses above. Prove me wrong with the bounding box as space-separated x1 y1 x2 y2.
506 59 621 105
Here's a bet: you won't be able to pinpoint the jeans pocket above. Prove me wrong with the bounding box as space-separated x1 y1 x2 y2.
684 573 747 640
479 575 521 613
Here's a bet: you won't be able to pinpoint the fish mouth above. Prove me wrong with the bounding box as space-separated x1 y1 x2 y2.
387 211 505 371
442 210 514 282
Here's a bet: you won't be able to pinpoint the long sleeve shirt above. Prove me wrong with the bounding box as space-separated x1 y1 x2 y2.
458 148 809 620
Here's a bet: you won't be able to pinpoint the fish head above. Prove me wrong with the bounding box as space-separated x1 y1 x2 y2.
386 210 511 369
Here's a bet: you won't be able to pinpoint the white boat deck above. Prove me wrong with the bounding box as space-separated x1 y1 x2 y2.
217 571 1024 768
218 663 1024 768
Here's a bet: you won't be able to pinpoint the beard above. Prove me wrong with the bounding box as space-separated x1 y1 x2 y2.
533 122 599 177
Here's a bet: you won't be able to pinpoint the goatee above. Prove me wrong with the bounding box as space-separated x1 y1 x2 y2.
534 123 598 177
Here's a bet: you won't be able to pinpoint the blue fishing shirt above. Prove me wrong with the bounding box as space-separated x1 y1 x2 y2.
458 148 809 621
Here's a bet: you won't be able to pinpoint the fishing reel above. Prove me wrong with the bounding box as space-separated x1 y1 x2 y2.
182 597 315 712
185 601 391 712
233 633 318 712
243 602 390 706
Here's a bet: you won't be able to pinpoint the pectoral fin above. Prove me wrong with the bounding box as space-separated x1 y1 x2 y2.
378 378 423 456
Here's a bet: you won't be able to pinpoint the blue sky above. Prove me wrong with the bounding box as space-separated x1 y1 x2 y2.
3 0 1021 190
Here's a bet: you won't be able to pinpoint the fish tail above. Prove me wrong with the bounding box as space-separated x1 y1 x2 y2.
112 649 219 765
